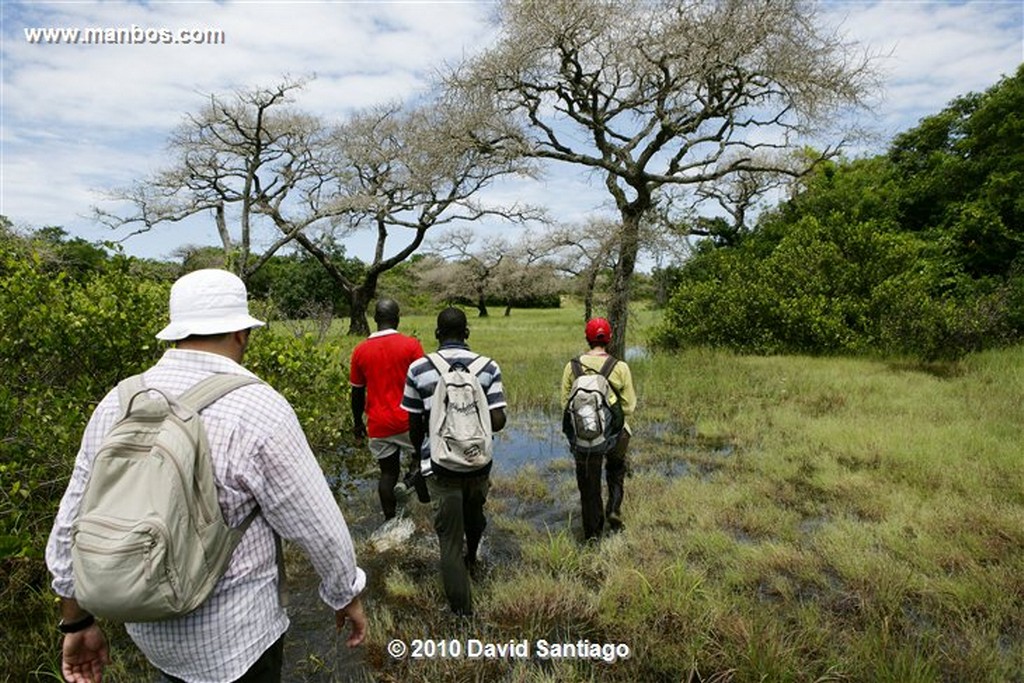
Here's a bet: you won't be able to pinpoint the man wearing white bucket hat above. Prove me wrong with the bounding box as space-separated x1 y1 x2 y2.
46 269 367 683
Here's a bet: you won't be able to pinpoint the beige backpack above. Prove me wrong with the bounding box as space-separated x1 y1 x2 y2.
71 373 259 622
426 353 493 472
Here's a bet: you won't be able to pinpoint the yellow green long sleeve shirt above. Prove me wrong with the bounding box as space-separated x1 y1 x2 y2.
561 351 637 434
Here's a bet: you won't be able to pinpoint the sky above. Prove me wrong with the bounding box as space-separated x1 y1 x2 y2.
1 0 1022 264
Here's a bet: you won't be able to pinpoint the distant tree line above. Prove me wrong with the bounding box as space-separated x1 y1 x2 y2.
0 219 605 320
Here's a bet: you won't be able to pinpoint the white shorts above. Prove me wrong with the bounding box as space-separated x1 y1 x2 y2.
368 432 414 461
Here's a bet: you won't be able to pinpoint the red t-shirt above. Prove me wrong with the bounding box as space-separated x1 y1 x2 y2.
349 329 425 438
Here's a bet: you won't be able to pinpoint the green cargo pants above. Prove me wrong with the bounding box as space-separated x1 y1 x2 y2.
427 472 490 616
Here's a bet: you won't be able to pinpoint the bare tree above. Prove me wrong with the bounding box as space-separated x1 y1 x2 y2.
299 94 540 335
425 227 560 317
427 227 508 317
416 255 473 309
654 160 797 249
170 244 229 274
492 231 560 316
96 78 338 281
542 221 618 321
449 0 879 356
96 79 539 335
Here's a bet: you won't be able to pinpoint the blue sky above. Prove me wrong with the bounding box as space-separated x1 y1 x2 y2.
1 1 1022 263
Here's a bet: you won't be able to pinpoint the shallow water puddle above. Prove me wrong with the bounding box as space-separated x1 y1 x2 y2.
492 411 567 473
491 411 734 476
280 413 734 680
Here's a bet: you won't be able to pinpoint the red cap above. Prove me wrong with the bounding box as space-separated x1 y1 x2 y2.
585 317 612 344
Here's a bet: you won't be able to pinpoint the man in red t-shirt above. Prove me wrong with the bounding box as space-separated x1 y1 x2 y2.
350 298 425 520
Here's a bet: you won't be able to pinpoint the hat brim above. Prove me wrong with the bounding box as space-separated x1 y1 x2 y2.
156 315 265 341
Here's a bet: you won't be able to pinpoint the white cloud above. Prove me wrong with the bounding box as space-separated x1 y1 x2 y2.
827 1 1022 136
2 0 1021 262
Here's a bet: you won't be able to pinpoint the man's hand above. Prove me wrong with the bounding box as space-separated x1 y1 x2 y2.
335 595 367 647
351 386 367 440
62 624 110 683
352 421 367 440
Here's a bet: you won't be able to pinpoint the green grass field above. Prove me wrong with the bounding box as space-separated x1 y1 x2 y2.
13 303 1024 682
352 303 1024 682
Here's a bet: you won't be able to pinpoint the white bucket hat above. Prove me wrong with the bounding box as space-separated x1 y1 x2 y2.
156 269 266 341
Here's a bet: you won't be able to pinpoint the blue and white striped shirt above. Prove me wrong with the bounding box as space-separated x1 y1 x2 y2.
401 342 506 478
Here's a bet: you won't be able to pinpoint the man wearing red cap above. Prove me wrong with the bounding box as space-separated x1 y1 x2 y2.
561 317 637 541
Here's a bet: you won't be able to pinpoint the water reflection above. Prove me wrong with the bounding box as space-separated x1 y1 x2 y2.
624 345 650 361
492 414 566 473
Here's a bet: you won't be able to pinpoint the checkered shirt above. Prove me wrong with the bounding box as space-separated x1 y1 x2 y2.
46 349 366 682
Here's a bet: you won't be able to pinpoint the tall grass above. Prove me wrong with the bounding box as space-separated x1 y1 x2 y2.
15 302 1024 681
355 303 1024 682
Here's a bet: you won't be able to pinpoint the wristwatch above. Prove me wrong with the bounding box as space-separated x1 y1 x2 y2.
58 614 95 633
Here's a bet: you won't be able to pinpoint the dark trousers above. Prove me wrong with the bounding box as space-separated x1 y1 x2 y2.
427 473 490 616
574 431 630 541
161 635 284 683
378 451 400 520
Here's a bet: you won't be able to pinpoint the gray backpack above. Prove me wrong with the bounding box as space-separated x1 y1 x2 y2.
426 353 493 472
562 356 624 456
71 373 260 622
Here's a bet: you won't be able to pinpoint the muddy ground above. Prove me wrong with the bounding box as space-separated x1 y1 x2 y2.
276 413 724 682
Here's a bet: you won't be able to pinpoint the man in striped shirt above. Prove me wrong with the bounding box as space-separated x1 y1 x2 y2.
46 269 367 683
401 307 506 616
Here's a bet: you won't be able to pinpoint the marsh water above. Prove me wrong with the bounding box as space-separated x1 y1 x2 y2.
277 409 733 681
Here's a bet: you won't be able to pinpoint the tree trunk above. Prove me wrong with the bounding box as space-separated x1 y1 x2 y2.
655 272 669 308
347 277 378 337
476 294 489 317
504 301 512 317
348 295 371 337
582 266 600 322
607 210 642 359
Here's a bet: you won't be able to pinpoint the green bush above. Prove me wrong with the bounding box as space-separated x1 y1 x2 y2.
1 238 363 679
652 214 1012 359
0 251 167 560
244 329 353 458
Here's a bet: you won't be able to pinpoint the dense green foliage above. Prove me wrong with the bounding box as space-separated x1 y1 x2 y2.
656 66 1024 359
248 243 366 319
890 67 1024 277
0 243 167 559
0 228 360 681
244 329 350 457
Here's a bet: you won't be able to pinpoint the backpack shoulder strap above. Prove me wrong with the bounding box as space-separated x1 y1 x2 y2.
179 374 263 529
572 355 616 379
465 354 488 376
179 374 261 412
598 355 619 378
598 355 622 400
116 374 148 419
426 352 448 374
